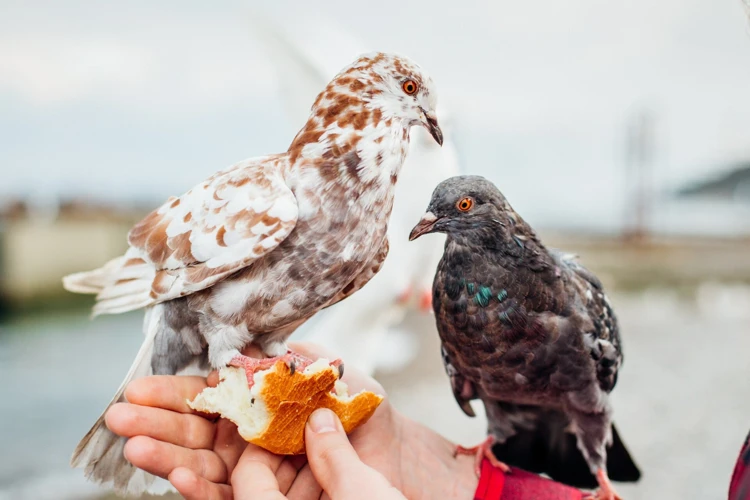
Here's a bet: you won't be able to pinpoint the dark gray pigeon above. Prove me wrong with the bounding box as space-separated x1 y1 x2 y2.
409 175 640 500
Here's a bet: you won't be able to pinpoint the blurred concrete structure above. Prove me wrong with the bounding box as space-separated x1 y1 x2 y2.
0 200 142 306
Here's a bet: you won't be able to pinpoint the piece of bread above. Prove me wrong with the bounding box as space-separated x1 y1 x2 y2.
188 358 384 455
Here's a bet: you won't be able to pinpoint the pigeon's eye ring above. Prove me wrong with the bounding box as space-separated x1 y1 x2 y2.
402 79 418 95
457 197 473 212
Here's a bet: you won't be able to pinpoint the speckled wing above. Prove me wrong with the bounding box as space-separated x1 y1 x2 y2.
554 251 623 393
91 156 298 315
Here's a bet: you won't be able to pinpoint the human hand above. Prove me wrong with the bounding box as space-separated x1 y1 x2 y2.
218 407 406 500
105 343 319 499
105 342 477 499
104 372 246 499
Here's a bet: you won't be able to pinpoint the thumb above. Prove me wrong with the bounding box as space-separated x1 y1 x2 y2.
304 408 393 499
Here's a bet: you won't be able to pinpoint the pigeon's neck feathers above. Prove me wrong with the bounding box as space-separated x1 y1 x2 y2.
286 87 409 203
446 213 551 267
285 52 427 207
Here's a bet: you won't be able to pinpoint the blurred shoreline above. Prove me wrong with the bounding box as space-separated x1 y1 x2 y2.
3 230 750 320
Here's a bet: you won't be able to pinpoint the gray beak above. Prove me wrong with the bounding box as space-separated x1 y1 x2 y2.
421 109 443 146
409 212 440 241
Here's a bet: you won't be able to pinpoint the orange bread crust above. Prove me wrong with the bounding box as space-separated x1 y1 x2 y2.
191 360 383 455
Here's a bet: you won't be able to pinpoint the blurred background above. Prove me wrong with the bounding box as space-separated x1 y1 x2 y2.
2 1 750 499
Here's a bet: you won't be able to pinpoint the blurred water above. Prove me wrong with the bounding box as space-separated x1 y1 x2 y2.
0 311 142 500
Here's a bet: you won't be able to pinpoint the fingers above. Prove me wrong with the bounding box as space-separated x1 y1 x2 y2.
106 402 215 450
304 408 360 497
124 375 207 413
286 463 324 500
231 444 286 500
169 467 233 500
212 418 249 478
274 455 307 495
207 370 220 387
123 435 228 483
304 409 400 499
229 444 318 500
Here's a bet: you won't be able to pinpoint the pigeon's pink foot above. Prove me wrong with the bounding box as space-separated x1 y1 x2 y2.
418 288 432 312
396 285 413 305
582 469 622 500
229 354 295 389
229 355 282 389
455 436 511 477
229 351 343 389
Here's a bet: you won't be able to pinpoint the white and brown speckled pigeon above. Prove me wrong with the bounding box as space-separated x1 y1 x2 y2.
250 13 461 375
409 176 640 500
63 52 442 496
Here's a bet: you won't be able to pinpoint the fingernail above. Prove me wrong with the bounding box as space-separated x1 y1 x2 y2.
308 408 337 434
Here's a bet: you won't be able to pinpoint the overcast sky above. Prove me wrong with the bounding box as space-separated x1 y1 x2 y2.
2 0 750 231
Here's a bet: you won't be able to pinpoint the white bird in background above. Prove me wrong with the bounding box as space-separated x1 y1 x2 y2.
251 13 462 375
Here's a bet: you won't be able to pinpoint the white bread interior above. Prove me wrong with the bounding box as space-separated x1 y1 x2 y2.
188 358 382 455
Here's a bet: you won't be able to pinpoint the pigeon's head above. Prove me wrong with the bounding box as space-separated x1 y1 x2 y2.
326 52 442 145
409 175 518 241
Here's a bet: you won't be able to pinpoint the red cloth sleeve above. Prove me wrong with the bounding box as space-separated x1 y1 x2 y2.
474 459 585 500
729 430 750 500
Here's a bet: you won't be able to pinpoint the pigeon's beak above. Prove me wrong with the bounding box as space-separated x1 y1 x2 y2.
409 212 440 241
420 108 443 146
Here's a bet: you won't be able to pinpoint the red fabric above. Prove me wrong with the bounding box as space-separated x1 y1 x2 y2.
729 430 750 500
474 459 584 500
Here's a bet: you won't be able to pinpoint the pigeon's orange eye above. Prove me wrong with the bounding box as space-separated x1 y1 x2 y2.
457 197 473 212
402 79 418 95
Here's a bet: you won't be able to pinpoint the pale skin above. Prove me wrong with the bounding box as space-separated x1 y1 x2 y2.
104 343 478 500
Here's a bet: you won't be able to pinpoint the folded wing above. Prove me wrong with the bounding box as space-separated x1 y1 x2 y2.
64 156 299 315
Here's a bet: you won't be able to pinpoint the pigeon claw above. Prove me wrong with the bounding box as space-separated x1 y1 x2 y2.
454 436 510 477
284 351 314 375
329 358 345 379
582 469 622 500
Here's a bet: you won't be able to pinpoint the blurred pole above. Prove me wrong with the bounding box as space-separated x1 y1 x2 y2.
623 108 656 242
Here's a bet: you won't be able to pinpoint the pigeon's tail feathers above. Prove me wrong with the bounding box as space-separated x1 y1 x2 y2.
63 254 156 316
605 424 642 482
492 410 641 489
91 290 154 317
63 256 127 294
71 304 167 496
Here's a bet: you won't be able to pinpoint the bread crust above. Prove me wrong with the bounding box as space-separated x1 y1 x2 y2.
189 360 383 455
